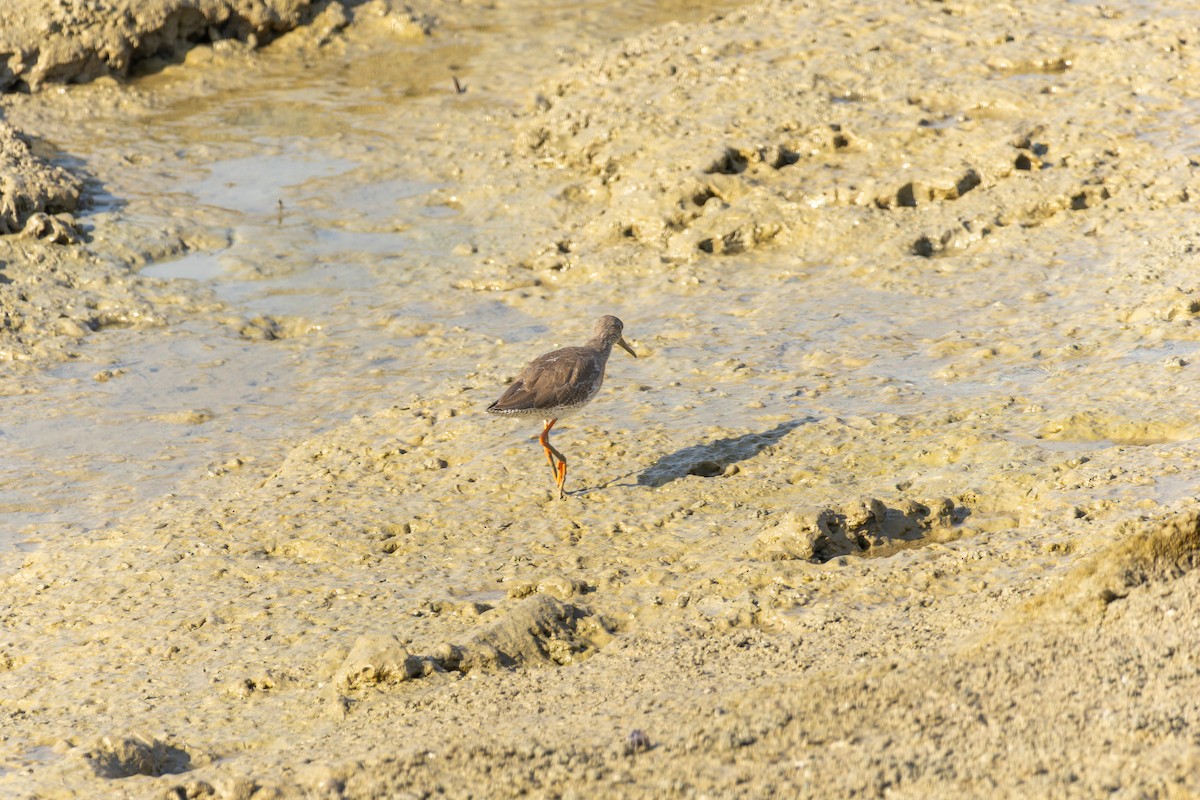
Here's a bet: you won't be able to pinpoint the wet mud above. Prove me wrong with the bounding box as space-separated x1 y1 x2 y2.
3 0 1200 797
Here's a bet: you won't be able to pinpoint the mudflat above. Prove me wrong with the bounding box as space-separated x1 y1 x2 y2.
2 0 1200 797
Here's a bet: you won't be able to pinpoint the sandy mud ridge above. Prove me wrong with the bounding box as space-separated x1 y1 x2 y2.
0 0 323 92
0 121 81 238
461 0 1200 281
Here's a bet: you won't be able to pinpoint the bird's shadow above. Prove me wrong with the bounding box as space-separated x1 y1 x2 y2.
632 418 813 488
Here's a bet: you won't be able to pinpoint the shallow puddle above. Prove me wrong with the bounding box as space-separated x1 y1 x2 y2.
0 1 749 545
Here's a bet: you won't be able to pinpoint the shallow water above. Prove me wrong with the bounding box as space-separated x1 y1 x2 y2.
0 1 745 544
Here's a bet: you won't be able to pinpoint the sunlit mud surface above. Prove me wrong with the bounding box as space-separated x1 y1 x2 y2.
1 1 735 536
3 0 1200 797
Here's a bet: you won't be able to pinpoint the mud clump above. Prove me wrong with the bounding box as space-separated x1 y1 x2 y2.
334 597 606 693
335 634 422 690
0 122 82 237
0 0 315 93
754 497 961 562
74 734 194 779
235 314 316 341
433 595 603 673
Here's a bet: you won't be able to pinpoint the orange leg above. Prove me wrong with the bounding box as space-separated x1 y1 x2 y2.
538 418 568 499
555 457 568 499
539 419 559 477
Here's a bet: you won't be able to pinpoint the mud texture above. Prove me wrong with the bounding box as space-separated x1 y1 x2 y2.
0 121 81 237
0 0 316 92
3 0 1200 797
0 0 348 368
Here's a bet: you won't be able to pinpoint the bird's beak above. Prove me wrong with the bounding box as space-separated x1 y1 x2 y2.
618 338 637 358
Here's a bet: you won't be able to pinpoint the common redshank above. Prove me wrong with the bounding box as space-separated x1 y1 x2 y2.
487 315 637 498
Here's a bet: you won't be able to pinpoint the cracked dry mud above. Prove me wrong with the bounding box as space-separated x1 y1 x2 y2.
3 0 1200 797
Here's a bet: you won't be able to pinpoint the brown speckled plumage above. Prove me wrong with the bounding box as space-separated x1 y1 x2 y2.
488 315 636 498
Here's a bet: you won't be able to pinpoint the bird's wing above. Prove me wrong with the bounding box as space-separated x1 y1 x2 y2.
488 347 603 413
